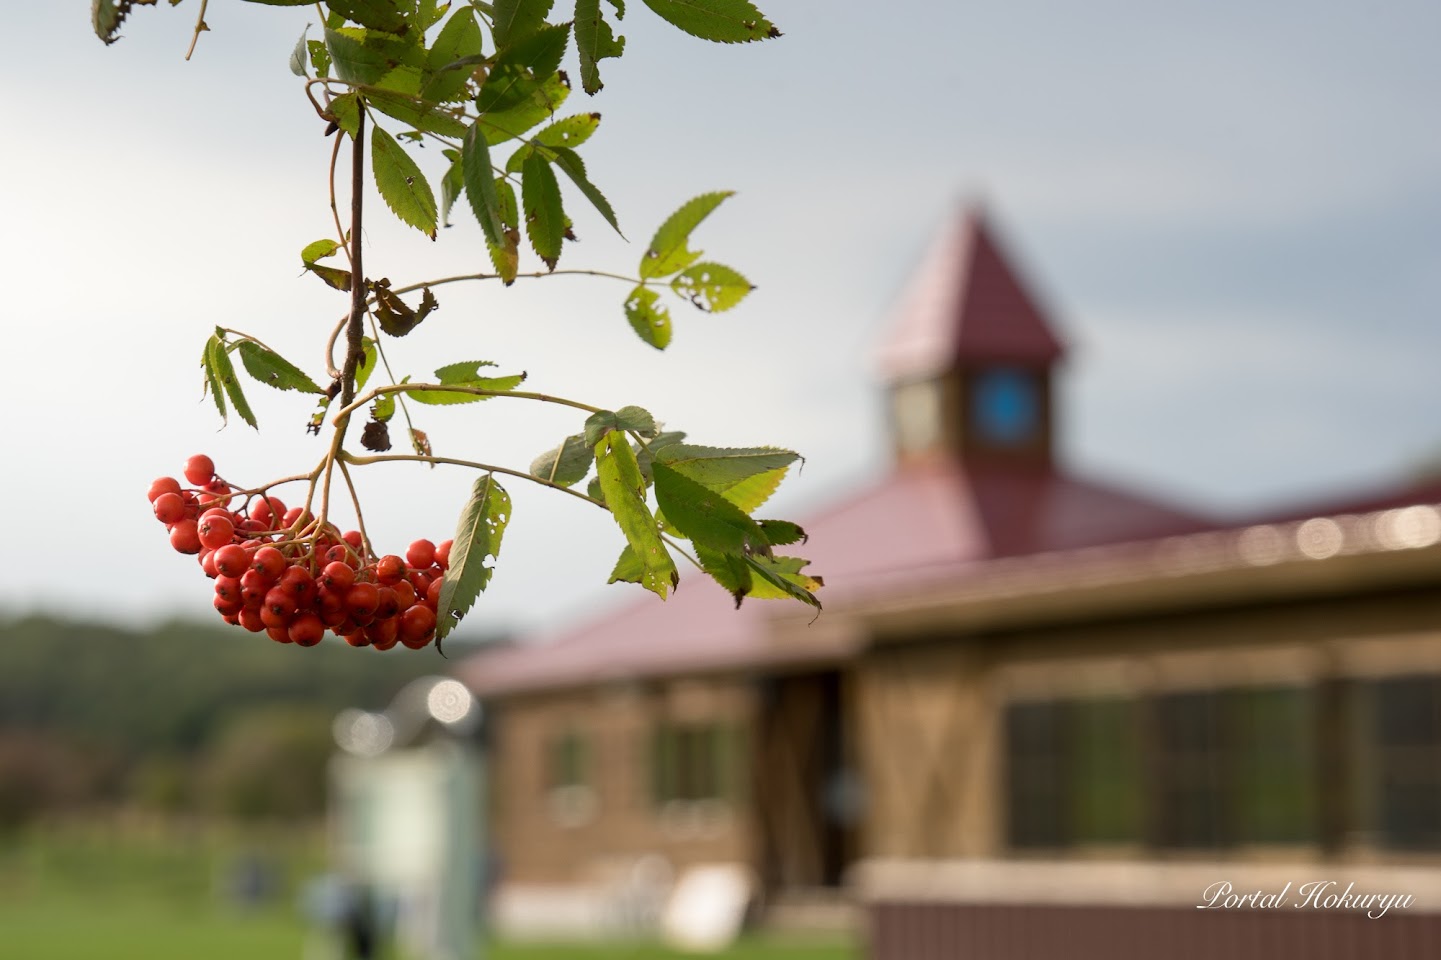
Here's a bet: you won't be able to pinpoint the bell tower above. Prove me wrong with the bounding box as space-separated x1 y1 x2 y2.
877 206 1065 469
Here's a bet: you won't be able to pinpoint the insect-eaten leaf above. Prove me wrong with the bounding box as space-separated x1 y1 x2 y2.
308 39 333 78
372 279 438 337
639 0 780 43
411 427 433 458
93 0 164 45
408 360 527 404
530 433 592 487
594 431 677 599
327 91 361 136
370 392 397 423
301 238 343 264
671 262 752 312
640 191 731 279
237 341 324 394
624 285 671 349
371 126 438 238
361 418 392 451
574 0 626 94
305 263 353 291
436 474 512 648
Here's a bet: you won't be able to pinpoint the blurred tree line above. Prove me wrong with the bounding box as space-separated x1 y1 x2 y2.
0 615 494 829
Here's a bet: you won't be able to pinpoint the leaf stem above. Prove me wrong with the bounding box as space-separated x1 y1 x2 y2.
334 383 605 424
341 452 604 509
183 0 209 61
387 269 649 298
338 459 378 562
328 130 352 270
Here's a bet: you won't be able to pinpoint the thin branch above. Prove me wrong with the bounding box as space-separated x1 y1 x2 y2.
387 268 646 298
328 130 352 269
342 452 605 509
339 111 367 408
333 383 605 425
183 0 209 61
338 460 378 563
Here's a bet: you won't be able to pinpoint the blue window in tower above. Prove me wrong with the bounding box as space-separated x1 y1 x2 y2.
973 369 1039 446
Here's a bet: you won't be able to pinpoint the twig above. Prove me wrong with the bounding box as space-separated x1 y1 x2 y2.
183 0 209 61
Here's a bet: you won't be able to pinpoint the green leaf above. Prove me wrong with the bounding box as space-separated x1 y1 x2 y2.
422 7 483 102
289 26 310 77
329 92 361 137
476 22 571 115
329 0 409 33
201 336 227 422
371 125 438 238
210 339 257 430
535 112 602 150
436 473 512 646
439 150 464 226
493 0 555 48
479 72 571 145
301 238 342 264
308 39 333 77
639 0 779 43
742 554 821 607
634 429 686 484
583 406 657 446
530 433 592 487
607 545 645 585
624 285 671 349
654 443 797 492
653 462 770 557
409 361 527 404
641 190 730 279
237 341 325 394
363 87 469 136
355 337 378 393
487 178 521 283
671 262 752 312
756 519 807 547
594 432 677 599
325 27 392 85
587 476 605 506
417 0 447 30
371 392 397 422
462 122 507 246
521 152 565 269
575 0 626 94
547 146 621 236
305 263 353 291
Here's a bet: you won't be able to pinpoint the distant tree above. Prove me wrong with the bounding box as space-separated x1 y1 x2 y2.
200 706 336 821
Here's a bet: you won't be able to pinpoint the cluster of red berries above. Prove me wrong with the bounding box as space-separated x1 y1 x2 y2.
148 454 451 651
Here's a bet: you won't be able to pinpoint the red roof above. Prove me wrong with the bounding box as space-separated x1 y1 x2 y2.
877 206 1065 380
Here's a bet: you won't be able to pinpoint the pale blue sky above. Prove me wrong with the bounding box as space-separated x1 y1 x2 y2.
3 2 1438 631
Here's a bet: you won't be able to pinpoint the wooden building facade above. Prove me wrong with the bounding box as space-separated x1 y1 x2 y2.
459 208 1441 955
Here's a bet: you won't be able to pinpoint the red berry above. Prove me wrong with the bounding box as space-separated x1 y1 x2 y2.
342 631 370 648
343 530 363 551
279 565 317 605
240 569 270 607
197 513 235 551
200 479 232 509
214 576 243 605
399 605 437 649
266 625 293 644
200 549 219 579
154 492 186 525
320 561 356 592
288 613 325 647
213 543 249 579
317 590 348 627
406 539 437 570
170 519 202 555
323 545 354 567
237 607 266 633
346 582 380 621
184 454 216 487
250 496 286 529
374 587 400 621
435 540 453 570
148 477 182 503
214 594 243 617
282 507 312 529
251 546 286 582
391 579 416 612
375 555 406 586
263 586 297 619
366 616 399 650
426 577 443 609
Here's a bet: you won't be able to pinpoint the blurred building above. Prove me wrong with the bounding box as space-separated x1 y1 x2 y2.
457 207 1441 955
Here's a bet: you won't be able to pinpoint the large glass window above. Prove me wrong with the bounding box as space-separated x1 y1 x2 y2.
1371 675 1441 850
651 722 739 806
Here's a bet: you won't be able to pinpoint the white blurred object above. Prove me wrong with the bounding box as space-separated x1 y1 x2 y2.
661 863 753 953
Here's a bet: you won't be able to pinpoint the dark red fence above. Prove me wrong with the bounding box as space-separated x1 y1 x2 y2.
869 902 1441 960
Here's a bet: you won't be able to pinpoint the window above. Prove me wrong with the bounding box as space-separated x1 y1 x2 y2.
545 729 596 828
651 722 739 806
549 729 588 791
1232 686 1317 845
1154 691 1226 848
1371 675 1441 850
971 368 1040 447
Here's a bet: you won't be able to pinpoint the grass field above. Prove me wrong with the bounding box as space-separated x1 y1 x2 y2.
0 823 856 960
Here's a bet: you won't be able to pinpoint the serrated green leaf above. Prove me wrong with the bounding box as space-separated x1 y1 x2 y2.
301 238 342 264
654 444 797 491
436 473 512 646
607 545 645 585
671 261 752 312
493 0 555 48
575 0 626 94
409 361 527 404
521 152 565 270
719 465 786 513
587 475 605 505
363 87 468 136
624 285 671 349
329 0 408 33
530 433 592 487
595 431 677 599
693 544 751 605
325 26 392 85
289 26 310 77
756 519 807 547
485 179 521 282
210 339 257 430
417 0 447 30
479 72 571 145
583 406 656 446
422 6 482 101
439 151 464 226
305 263 353 291
202 335 227 422
653 462 770 557
329 92 361 136
641 190 731 279
535 112 601 150
462 122 506 246
237 341 325 394
355 337 378 393
476 22 571 115
371 392 397 422
371 126 438 238
634 430 686 484
742 554 821 607
548 145 621 236
639 0 779 43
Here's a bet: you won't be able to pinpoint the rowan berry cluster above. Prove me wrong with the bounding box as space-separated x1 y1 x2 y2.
148 454 450 650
